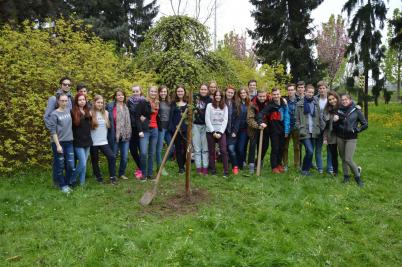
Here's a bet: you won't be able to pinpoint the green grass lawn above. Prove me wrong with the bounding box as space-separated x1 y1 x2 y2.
1 104 401 266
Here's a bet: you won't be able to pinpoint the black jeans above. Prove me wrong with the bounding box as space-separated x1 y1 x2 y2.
328 144 339 174
174 132 187 170
90 145 116 180
248 129 269 165
129 129 141 169
270 131 285 169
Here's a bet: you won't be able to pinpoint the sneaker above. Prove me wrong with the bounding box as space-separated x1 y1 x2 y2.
61 186 71 194
210 169 217 176
120 175 129 180
223 172 229 178
147 175 155 181
249 163 255 175
277 165 285 173
110 177 118 185
232 166 239 175
139 176 147 182
357 166 362 177
283 165 288 172
179 168 185 174
135 169 142 180
301 170 312 176
343 175 350 183
355 177 364 187
272 167 281 174
318 169 323 174
161 168 168 176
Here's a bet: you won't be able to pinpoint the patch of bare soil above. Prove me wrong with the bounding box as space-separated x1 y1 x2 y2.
140 187 211 216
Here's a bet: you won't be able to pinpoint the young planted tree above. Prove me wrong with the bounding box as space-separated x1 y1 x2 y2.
384 8 402 103
343 0 387 119
316 14 349 89
249 0 323 82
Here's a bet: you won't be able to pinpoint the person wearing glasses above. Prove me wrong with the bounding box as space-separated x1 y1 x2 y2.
44 77 74 185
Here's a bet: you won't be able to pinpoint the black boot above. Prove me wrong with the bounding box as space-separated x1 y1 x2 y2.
355 176 364 187
343 175 350 183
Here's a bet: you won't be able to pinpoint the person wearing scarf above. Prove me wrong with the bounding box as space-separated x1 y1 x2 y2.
335 94 368 187
127 85 146 179
295 84 325 176
107 89 132 180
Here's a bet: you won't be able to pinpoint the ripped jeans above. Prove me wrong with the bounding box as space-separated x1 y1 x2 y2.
51 141 75 188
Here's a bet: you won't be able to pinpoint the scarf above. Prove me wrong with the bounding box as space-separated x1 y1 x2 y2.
127 95 144 107
304 97 315 117
115 103 131 141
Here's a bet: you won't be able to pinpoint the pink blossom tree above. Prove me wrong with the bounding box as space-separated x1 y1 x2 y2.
316 14 349 88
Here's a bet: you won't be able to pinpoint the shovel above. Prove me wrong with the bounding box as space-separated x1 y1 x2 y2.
256 128 264 176
140 108 188 206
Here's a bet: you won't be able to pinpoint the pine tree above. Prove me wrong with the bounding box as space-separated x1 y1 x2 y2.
343 0 387 118
249 0 323 82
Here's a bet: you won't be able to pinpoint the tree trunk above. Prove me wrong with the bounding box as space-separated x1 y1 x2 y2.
185 87 193 198
364 69 369 120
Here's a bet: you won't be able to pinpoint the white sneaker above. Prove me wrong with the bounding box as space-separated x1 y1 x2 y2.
61 186 71 194
357 166 362 176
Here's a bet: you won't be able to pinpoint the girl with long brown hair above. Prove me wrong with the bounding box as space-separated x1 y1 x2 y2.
71 92 92 185
90 94 117 184
234 87 250 170
205 89 229 176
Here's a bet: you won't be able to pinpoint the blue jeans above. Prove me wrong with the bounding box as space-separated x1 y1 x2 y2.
235 129 248 169
302 137 316 172
51 141 75 188
111 140 129 177
156 128 167 166
164 130 174 159
73 147 90 185
139 128 158 176
315 134 333 172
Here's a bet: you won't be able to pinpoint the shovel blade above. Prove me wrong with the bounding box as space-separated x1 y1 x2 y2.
139 191 155 206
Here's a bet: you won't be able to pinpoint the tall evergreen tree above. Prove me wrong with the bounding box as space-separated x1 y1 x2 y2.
249 0 323 82
69 0 158 52
343 0 387 118
386 9 402 102
0 0 69 26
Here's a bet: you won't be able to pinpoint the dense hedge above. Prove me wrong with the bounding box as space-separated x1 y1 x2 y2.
0 19 157 172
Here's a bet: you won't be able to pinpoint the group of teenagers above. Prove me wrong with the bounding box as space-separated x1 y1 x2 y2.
44 77 368 194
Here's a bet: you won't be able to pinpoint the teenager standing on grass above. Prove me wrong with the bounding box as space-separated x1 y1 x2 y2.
192 84 211 175
314 81 333 174
257 88 290 173
336 94 368 187
137 86 159 180
71 93 92 186
235 88 250 170
90 95 117 185
225 86 240 175
283 83 301 171
156 85 171 176
48 94 75 193
127 85 144 179
295 85 324 176
247 90 270 175
323 91 340 177
168 85 188 174
107 89 131 180
205 90 229 177
44 77 74 185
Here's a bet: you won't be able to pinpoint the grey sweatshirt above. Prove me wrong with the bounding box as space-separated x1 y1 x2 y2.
48 109 73 142
44 89 73 130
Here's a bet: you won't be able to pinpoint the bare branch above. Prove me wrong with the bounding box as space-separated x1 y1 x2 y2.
169 0 176 15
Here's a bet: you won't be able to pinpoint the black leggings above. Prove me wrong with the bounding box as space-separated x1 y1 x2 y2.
328 144 338 174
129 130 141 169
174 133 187 170
90 145 116 180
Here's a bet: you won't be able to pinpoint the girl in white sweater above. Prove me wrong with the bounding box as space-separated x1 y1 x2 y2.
205 90 229 176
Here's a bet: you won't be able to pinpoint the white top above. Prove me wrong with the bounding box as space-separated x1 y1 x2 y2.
319 97 327 113
91 111 108 146
205 103 228 134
